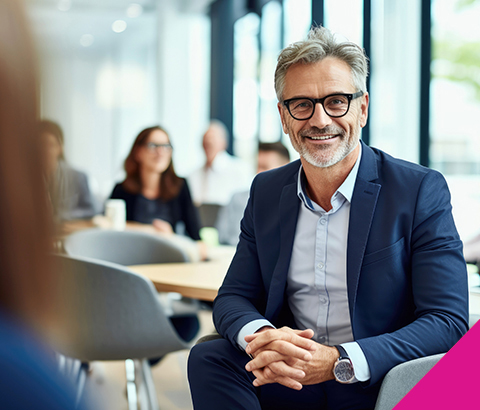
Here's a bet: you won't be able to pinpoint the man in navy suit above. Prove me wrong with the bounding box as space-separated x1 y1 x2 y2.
188 26 468 410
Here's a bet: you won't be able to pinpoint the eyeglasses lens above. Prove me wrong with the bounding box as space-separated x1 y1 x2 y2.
289 95 350 120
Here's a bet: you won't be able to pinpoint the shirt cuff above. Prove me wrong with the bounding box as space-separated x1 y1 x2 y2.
341 342 371 382
236 319 275 350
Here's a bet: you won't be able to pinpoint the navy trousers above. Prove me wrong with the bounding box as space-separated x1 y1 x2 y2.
188 338 380 410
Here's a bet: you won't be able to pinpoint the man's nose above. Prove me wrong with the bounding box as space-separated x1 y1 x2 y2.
308 103 333 128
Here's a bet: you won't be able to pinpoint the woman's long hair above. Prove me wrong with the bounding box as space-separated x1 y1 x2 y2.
123 125 183 201
0 0 54 330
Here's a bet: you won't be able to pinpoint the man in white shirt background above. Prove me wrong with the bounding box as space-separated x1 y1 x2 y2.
188 120 252 227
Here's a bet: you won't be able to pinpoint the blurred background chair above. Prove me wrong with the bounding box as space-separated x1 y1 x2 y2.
63 228 201 339
373 353 444 410
197 204 222 228
63 228 190 265
50 254 199 410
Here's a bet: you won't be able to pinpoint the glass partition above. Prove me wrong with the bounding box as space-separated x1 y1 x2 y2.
431 0 480 241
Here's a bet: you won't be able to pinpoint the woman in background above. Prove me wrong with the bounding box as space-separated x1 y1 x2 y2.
110 125 202 241
0 0 83 408
39 119 97 221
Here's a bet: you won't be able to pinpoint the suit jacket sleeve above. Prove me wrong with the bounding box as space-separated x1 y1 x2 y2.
355 169 468 386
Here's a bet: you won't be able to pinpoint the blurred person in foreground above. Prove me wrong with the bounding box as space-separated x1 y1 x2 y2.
39 119 98 222
217 141 291 246
0 0 87 408
110 125 207 258
188 120 253 209
188 26 468 409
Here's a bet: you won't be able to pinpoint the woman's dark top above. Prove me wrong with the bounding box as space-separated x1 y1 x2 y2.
109 179 201 240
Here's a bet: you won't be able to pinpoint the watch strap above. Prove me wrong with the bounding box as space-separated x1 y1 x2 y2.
334 344 349 360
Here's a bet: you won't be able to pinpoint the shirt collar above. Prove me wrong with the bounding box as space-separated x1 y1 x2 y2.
296 142 362 211
207 150 229 172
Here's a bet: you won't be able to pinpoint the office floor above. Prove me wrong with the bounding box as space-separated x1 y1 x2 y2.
84 310 214 410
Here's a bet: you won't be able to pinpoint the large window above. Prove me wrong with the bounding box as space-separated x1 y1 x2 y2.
258 1 283 143
431 0 480 240
233 12 260 167
368 0 421 163
324 0 363 45
233 0 311 164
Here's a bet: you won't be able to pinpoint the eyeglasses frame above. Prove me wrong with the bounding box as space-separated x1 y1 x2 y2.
143 142 173 152
282 91 364 121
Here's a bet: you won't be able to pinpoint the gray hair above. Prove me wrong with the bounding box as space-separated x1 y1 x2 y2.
274 26 369 101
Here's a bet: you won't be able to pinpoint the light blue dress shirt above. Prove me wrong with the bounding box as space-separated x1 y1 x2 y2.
237 144 370 382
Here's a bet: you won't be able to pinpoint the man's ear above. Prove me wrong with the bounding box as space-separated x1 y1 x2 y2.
277 102 289 134
360 92 369 128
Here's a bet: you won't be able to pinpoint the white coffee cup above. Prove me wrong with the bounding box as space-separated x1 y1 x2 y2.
105 199 126 231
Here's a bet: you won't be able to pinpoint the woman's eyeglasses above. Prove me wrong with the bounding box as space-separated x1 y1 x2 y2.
143 142 172 152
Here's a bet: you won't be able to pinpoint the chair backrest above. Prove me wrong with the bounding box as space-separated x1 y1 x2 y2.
49 254 189 362
198 204 222 228
63 229 190 265
374 353 445 410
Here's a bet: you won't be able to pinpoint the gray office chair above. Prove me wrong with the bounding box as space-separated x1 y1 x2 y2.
470 313 480 328
374 353 444 410
197 204 222 228
50 254 196 410
63 227 201 317
63 228 190 265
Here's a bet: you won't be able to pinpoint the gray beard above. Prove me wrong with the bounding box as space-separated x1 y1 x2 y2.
291 124 361 168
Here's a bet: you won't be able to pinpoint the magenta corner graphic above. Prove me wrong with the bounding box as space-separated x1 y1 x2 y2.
393 320 480 409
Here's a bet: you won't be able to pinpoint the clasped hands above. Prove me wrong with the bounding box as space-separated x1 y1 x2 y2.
244 326 339 391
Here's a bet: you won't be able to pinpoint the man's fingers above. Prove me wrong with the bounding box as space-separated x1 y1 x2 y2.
268 360 305 380
245 327 316 355
294 329 315 339
251 367 303 391
246 342 311 370
246 351 305 378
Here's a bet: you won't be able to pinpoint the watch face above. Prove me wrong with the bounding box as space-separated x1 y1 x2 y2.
334 359 355 383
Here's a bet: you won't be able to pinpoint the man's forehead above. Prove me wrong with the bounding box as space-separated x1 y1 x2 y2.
283 58 354 97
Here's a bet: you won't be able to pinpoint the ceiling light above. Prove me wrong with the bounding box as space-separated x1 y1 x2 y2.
126 3 143 18
112 20 127 33
57 0 72 11
80 34 94 47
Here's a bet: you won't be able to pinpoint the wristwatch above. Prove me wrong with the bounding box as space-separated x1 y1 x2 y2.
333 345 355 384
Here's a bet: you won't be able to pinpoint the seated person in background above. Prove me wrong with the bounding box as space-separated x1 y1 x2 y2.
217 141 291 246
110 125 202 242
39 119 97 221
188 120 253 226
188 26 468 410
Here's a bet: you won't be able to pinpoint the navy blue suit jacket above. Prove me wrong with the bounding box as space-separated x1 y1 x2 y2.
213 142 469 386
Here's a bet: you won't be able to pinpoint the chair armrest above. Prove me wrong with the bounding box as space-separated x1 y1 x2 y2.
195 333 222 345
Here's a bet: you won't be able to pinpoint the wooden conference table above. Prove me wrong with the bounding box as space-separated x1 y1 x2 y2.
130 253 480 318
128 246 236 302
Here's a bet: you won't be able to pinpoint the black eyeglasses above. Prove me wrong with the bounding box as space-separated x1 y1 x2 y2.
144 142 172 152
283 91 364 121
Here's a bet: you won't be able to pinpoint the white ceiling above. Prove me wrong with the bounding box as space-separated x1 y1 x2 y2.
24 0 213 55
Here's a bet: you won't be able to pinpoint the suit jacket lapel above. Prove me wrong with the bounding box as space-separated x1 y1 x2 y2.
347 143 381 330
265 177 300 321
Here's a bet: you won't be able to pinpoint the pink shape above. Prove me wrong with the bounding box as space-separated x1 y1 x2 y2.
394 320 480 409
